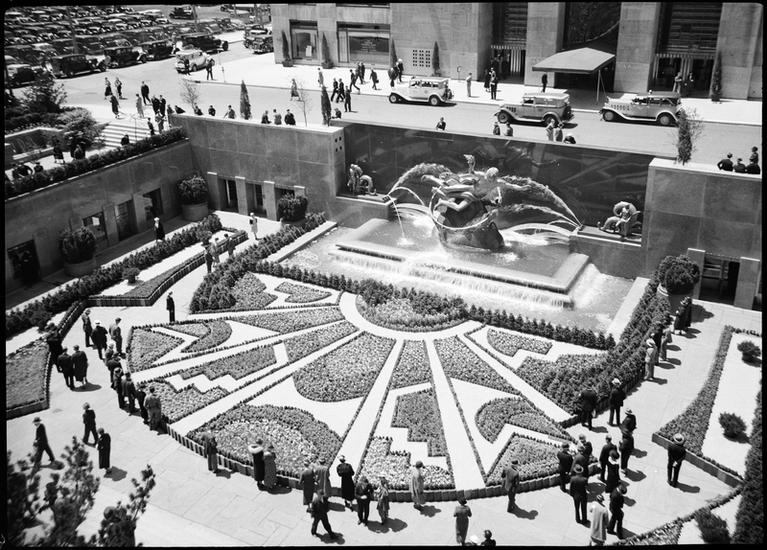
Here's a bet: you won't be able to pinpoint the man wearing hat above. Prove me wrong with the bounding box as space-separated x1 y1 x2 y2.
32 417 55 471
92 320 108 360
557 442 574 492
598 435 617 483
109 318 124 357
608 378 625 426
667 433 687 487
578 434 593 465
618 431 634 475
501 458 521 512
577 384 598 430
82 403 98 445
166 291 175 323
153 217 165 241
314 457 332 498
620 408 637 436
571 444 589 479
82 308 93 348
569 464 588 524
589 493 609 545
607 485 627 538
248 439 265 487
57 346 75 390
300 460 316 512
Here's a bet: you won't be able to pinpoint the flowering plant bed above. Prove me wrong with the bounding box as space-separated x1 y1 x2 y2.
357 296 462 332
232 273 277 309
486 329 553 357
390 340 431 389
475 397 572 443
283 321 357 363
293 332 395 401
169 323 209 339
359 437 454 490
6 338 49 412
182 320 232 353
149 379 228 423
515 354 603 406
486 434 560 485
127 328 184 372
238 307 344 334
189 403 342 478
391 388 448 457
434 337 519 395
178 345 277 381
275 281 332 304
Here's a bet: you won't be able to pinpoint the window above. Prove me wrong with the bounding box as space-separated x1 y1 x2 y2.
412 48 430 69
83 213 108 249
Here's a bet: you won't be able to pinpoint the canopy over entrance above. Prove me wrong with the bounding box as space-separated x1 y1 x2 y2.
532 47 615 74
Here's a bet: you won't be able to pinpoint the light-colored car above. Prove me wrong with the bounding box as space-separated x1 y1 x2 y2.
174 49 212 73
495 92 573 126
600 92 682 126
389 76 454 106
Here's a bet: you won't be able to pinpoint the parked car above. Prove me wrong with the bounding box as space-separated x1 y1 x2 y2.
249 35 273 54
46 54 103 78
103 46 146 67
7 63 49 88
600 92 682 126
174 49 212 73
388 76 454 106
170 6 195 19
179 32 228 53
140 40 174 61
495 92 573 125
243 24 270 48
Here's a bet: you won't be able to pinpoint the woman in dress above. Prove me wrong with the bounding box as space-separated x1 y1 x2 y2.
336 455 355 509
300 460 316 512
248 439 265 487
604 450 621 494
263 444 277 491
290 78 299 100
454 497 472 545
410 460 425 510
376 477 390 524
97 428 111 475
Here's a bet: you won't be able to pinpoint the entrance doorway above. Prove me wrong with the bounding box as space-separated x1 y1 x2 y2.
222 178 238 211
114 200 136 241
142 189 163 221
247 182 266 216
699 254 739 305
8 240 40 285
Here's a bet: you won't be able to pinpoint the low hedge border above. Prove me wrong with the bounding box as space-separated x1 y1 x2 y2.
733 388 762 543
651 432 742 487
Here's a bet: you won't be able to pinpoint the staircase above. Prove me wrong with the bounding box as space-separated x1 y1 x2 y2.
98 118 152 149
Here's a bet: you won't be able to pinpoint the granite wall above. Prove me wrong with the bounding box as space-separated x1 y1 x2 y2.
613 2 662 93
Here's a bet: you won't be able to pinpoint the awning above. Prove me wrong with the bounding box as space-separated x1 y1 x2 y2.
532 47 615 74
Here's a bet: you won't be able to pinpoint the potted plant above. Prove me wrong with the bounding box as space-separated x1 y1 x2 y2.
277 194 308 225
281 31 293 67
59 226 97 277
657 254 701 311
737 340 761 363
123 266 140 284
177 175 209 221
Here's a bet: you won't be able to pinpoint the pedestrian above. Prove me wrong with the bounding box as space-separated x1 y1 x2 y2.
618 431 633 475
672 71 682 93
140 81 150 104
136 383 148 424
349 69 360 93
285 109 296 125
733 158 746 173
110 95 120 119
204 244 213 273
717 152 734 171
589 493 609 546
557 441 573 492
746 159 761 174
249 212 259 240
115 76 123 99
569 464 588 524
105 346 119 372
454 497 472 545
608 378 625 426
112 365 125 409
504 123 513 136
354 475 373 525
680 296 693 331
578 385 598 430
263 444 277 491
73 143 85 160
336 455 355 509
155 112 165 133
466 72 473 97
571 444 589 480
396 58 404 82
147 119 155 137
314 457 332 497
32 417 56 471
667 433 686 487
72 344 88 387
104 77 112 98
483 68 491 92
682 72 694 97
225 105 236 119
604 450 621 494
545 119 556 141
205 434 218 473
563 133 576 144
660 315 673 361
146 386 163 431
501 458 520 512
436 117 446 130
541 73 548 92
194 104 203 115
290 77 300 100
248 439 265 488
82 403 98 445
481 530 496 546
337 80 346 103
329 78 338 102
370 66 378 90
620 408 637 436
554 122 564 141
490 72 498 100
47 329 63 369
120 134 130 147
598 435 616 482
57 347 75 390
344 88 352 112
151 95 160 115
135 93 144 118
205 57 214 80
388 65 397 88
644 339 656 380
300 460 316 512
359 61 366 83
310 490 337 539
208 105 216 116
607 485 627 538
273 109 282 125
123 373 136 414
579 434 593 463
166 291 175 323
210 238 221 265
226 235 235 259
109 318 123 356
97 427 111 475
152 217 165 241
260 110 271 124
52 140 64 163
92 320 108 360
749 145 759 165
317 66 324 88
376 477 390 524
492 121 500 135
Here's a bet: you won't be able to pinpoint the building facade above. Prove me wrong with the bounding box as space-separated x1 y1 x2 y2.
270 2 762 99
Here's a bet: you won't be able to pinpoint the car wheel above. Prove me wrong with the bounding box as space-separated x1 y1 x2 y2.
428 95 440 106
191 63 197 72
388 94 399 104
544 114 557 126
222 42 229 51
658 113 673 126
497 111 510 124
65 70 74 78
602 110 617 122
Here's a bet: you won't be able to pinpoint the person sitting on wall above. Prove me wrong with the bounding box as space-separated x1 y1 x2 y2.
745 160 761 174
334 108 342 119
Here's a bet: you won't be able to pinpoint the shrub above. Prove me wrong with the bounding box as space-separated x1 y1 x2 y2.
177 175 209 205
733 390 762 543
694 509 730 544
58 226 96 263
658 254 701 294
123 267 140 283
280 31 292 65
277 194 308 222
737 340 761 363
719 412 747 439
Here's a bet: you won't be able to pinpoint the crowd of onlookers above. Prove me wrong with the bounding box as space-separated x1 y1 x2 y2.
717 146 760 174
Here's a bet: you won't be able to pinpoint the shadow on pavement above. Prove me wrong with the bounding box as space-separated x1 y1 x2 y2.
107 467 127 481
651 377 668 385
327 501 346 512
77 383 103 392
666 357 681 365
590 425 608 434
367 517 408 533
214 469 232 479
418 504 442 518
676 482 700 494
633 448 648 458
624 469 646 482
511 505 538 520
623 496 636 507
316 531 345 544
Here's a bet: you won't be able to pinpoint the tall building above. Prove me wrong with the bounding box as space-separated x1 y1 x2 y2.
270 2 762 99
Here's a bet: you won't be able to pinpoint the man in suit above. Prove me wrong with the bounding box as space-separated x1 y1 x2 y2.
733 158 747 173
578 434 593 464
71 344 88 387
717 152 734 171
608 378 625 426
599 435 617 483
47 329 63 369
33 417 55 471
396 58 404 82
607 485 627 538
166 291 175 323
667 433 687 487
578 385 598 430
620 408 637 435
618 431 634 474
153 217 165 241
57 347 75 390
122 372 136 414
557 442 574 492
310 490 337 538
144 386 162 432
82 308 93 348
501 458 521 512
140 81 150 105
344 87 352 112
82 403 98 445
569 464 588 524
571 444 589 480
109 318 123 356
159 95 167 117
92 320 108 360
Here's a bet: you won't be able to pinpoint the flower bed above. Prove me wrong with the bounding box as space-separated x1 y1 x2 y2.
231 273 277 309
238 307 344 334
283 321 357 363
486 329 553 357
434 337 519 395
390 340 431 389
150 379 228 423
359 437 453 490
275 281 332 304
515 354 603 405
189 403 343 479
475 397 571 443
486 434 560 485
169 323 209 339
6 338 49 411
391 388 448 457
127 328 184 372
733 388 762 544
293 332 395 402
179 345 277 381
357 296 462 332
182 320 232 353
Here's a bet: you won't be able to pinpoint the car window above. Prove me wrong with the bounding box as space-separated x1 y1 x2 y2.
523 97 534 104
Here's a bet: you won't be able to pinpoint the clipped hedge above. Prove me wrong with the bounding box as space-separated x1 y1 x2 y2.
733 388 762 544
6 127 187 200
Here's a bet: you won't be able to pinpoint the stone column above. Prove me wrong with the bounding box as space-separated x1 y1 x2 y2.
206 171 220 210
524 2 565 87
131 193 148 234
103 203 119 247
316 3 337 67
686 248 706 300
235 176 248 216
734 257 761 309
614 2 662 93
262 180 278 220
716 3 763 99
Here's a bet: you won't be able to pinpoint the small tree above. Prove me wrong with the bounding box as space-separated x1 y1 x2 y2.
710 51 722 102
95 466 156 546
179 77 202 111
432 41 441 76
390 40 398 69
293 78 311 127
675 107 703 165
320 85 332 125
281 31 292 66
23 72 67 114
239 80 251 120
321 33 333 69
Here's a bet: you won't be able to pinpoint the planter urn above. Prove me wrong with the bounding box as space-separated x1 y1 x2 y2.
657 283 692 313
182 202 209 222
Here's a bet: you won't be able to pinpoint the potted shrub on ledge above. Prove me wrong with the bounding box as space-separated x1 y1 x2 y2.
59 226 97 277
657 254 701 311
278 193 308 226
178 175 209 222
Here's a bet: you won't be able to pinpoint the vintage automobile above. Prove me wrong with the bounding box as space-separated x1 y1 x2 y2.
178 32 229 53
600 92 682 126
7 63 49 88
170 6 195 19
249 35 273 54
495 92 573 126
174 49 213 73
140 40 174 61
45 54 103 78
103 46 147 67
243 24 270 48
388 76 454 106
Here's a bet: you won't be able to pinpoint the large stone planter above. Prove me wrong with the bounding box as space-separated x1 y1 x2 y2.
181 202 209 222
657 284 692 313
63 257 97 277
280 217 306 227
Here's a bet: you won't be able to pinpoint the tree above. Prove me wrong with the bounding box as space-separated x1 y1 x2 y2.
293 79 311 127
239 80 252 120
96 466 156 546
321 33 333 69
281 31 292 66
432 41 441 76
390 40 398 69
320 85 331 125
710 51 722 102
179 77 202 111
675 107 703 165
23 72 67 114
